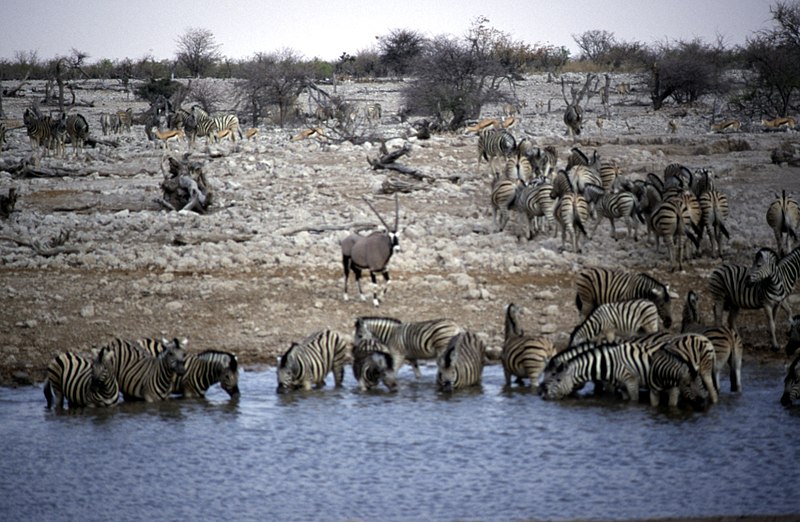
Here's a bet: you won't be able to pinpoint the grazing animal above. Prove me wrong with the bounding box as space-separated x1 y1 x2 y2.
355 316 462 377
568 299 661 347
761 116 796 130
766 190 800 257
781 349 800 406
100 113 119 135
574 267 674 328
668 119 679 133
436 331 486 392
365 103 382 123
244 127 259 140
291 127 327 142
464 117 500 134
352 321 398 391
501 303 556 387
276 330 348 392
709 246 800 351
710 119 741 133
341 194 400 307
191 105 241 144
175 350 240 398
152 128 185 150
44 346 118 409
23 108 65 157
476 127 516 173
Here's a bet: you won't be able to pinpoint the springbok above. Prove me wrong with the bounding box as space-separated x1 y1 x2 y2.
710 119 741 133
464 118 500 134
153 128 185 150
291 127 327 142
341 194 400 307
761 116 796 130
244 127 259 140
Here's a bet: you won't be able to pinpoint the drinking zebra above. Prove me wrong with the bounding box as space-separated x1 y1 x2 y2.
436 331 486 392
568 298 661 347
276 330 348 392
355 316 462 378
43 346 118 409
352 320 398 391
175 350 240 398
662 333 718 404
501 303 556 387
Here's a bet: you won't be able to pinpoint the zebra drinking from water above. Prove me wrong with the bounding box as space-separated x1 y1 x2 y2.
276 330 348 392
352 320 398 392
44 346 118 409
174 350 240 398
501 303 556 387
568 299 661 347
436 331 486 392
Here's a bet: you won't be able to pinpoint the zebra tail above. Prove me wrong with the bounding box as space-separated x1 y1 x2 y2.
687 229 701 249
575 214 588 237
43 380 53 408
718 220 730 240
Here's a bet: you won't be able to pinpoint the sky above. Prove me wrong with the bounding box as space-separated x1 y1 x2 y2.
0 0 776 63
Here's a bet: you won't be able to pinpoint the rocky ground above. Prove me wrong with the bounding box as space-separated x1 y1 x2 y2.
1 73 798 387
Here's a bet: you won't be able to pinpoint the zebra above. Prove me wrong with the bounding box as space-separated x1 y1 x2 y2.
554 192 590 253
116 108 133 133
781 349 800 406
65 114 89 157
490 172 518 232
365 103 382 123
766 190 800 257
585 185 643 240
565 147 598 171
662 333 718 403
503 150 533 183
23 108 64 157
647 346 708 408
174 350 240 399
515 179 556 239
568 298 661 347
598 159 622 190
436 331 486 392
650 199 696 271
109 337 186 402
531 145 557 181
99 113 119 136
699 189 730 258
191 105 241 144
709 246 800 351
501 303 556 387
352 321 398 392
575 267 675 327
355 316 462 377
477 128 516 173
43 345 118 409
276 330 348 392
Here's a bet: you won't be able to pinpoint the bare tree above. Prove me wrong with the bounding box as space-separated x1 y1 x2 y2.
175 27 221 78
236 49 310 127
648 39 727 110
572 30 617 63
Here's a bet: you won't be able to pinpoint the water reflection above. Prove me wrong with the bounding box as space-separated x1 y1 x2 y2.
1 362 797 522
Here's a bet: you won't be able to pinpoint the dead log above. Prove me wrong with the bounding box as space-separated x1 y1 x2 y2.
0 229 82 257
3 72 30 97
380 177 427 194
159 155 213 214
366 142 435 183
280 222 377 236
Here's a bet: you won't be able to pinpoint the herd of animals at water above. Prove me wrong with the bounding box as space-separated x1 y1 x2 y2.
1 82 799 412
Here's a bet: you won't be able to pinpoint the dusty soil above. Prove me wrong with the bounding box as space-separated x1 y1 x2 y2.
1 74 798 387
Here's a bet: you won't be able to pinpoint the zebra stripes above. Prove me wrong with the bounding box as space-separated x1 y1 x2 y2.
191 105 241 144
574 267 674 328
44 346 118 409
515 180 555 239
589 186 643 240
23 108 65 157
100 113 119 136
174 350 240 398
766 191 800 257
781 349 800 406
477 128 516 173
662 333 718 403
109 337 186 402
699 189 730 257
66 114 89 157
501 303 556 387
436 331 486 392
647 346 707 408
568 298 661 347
650 199 695 271
276 330 348 392
352 321 398 391
554 192 589 253
116 108 133 133
491 173 518 232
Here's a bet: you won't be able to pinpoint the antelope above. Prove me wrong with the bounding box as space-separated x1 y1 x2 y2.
501 116 518 129
152 128 185 150
291 127 327 142
341 194 400 307
464 118 500 134
615 82 631 95
244 127 259 140
668 119 679 134
710 119 741 133
761 116 797 130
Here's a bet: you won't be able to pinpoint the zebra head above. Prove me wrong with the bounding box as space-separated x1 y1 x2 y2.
364 351 398 392
748 248 779 284
436 346 458 392
781 351 800 407
90 345 116 391
163 338 187 376
220 354 240 398
539 362 577 401
276 344 300 393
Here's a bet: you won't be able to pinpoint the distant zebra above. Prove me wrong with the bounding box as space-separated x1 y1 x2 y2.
365 103 382 123
574 267 674 328
66 114 89 157
191 105 241 144
568 298 661 347
490 172 517 232
436 331 486 392
563 103 583 138
662 333 718 403
554 192 589 253
531 145 557 180
110 337 186 402
477 128 516 173
175 350 240 398
352 320 398 391
781 349 800 406
515 180 556 239
100 113 119 136
44 346 118 409
355 316 462 377
276 330 348 392
709 246 800 351
501 303 556 387
116 108 133 133
699 189 730 258
23 108 64 157
766 190 800 257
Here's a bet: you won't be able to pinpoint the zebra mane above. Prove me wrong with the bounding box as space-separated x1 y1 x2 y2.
442 345 456 367
635 272 670 301
279 344 298 368
196 350 238 370
357 316 402 324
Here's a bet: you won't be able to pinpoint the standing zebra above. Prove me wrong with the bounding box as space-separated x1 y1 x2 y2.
100 113 119 136
515 179 556 239
501 303 556 387
355 316 462 377
110 337 187 402
586 185 643 241
116 108 133 133
568 298 661 347
699 189 730 258
766 190 800 257
191 105 241 144
574 267 674 328
477 128 516 174
662 333 718 403
23 108 64 157
276 330 348 392
44 346 118 409
365 103 382 123
174 350 240 399
650 199 695 271
709 246 800 351
352 320 398 391
490 172 517 232
436 331 486 392
65 114 89 157
554 192 590 253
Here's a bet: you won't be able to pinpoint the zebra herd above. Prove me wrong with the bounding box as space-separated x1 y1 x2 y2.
22 107 89 158
44 337 239 409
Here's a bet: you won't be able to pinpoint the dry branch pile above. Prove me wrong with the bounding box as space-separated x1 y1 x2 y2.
157 154 213 213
